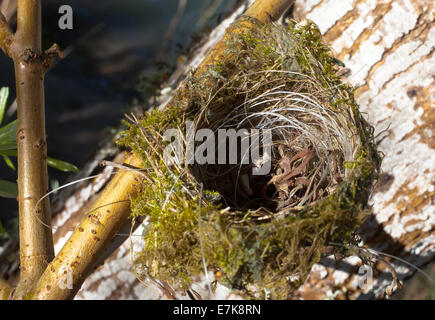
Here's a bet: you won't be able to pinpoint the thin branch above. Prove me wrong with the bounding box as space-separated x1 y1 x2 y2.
12 0 54 299
42 43 61 70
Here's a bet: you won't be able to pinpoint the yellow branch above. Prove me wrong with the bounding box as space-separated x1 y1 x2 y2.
0 278 13 300
27 153 144 299
26 0 294 300
11 0 55 299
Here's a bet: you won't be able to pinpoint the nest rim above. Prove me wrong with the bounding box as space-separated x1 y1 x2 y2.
118 18 381 299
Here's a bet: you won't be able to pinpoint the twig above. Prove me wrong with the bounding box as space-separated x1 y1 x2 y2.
101 160 147 178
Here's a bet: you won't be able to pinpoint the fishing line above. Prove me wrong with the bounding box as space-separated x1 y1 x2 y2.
32 161 148 235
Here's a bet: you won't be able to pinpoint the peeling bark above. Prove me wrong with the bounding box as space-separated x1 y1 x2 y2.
292 0 435 300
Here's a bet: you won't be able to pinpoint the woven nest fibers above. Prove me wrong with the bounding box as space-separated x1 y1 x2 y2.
118 19 381 299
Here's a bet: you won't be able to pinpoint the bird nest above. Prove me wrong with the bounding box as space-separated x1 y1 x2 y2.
117 18 381 299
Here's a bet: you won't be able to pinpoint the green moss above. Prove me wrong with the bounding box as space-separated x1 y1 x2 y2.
117 18 381 299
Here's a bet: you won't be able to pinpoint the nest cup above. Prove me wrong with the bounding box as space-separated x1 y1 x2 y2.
118 18 381 299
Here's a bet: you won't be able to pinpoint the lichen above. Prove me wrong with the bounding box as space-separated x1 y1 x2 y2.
117 18 381 299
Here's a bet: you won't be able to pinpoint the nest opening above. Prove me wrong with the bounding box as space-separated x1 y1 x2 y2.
190 88 349 215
